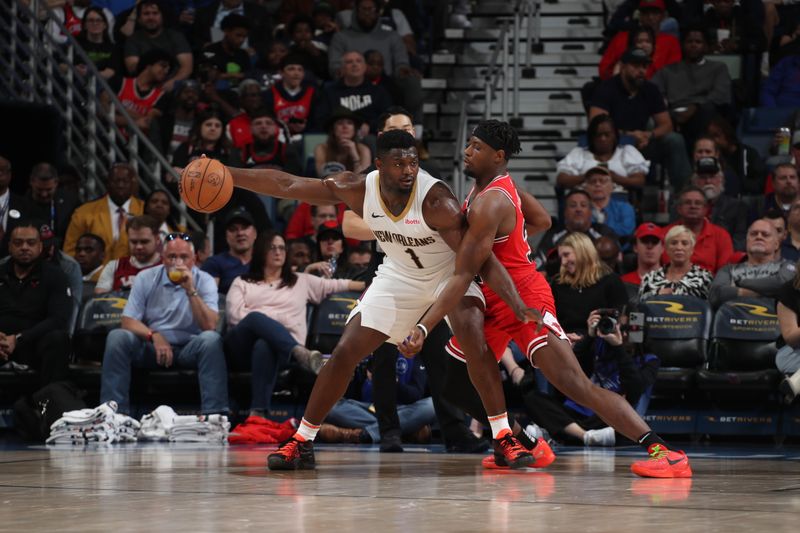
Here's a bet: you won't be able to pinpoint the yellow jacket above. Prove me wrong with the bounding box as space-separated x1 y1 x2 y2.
64 195 145 262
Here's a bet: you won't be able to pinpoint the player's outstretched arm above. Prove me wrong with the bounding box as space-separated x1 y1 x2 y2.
342 210 376 241
228 167 366 214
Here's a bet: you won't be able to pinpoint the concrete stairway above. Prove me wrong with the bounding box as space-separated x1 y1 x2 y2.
421 0 605 214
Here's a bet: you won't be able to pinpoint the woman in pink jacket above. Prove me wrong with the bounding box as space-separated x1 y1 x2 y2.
225 231 365 417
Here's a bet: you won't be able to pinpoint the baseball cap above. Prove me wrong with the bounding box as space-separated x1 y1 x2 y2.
695 156 721 175
792 130 800 147
634 222 663 241
584 166 611 179
224 207 254 228
621 47 652 65
317 220 344 240
639 0 665 11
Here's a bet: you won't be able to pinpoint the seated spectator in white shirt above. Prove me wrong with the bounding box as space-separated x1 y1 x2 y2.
556 114 649 195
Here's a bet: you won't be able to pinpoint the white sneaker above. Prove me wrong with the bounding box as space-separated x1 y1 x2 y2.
524 423 550 442
449 13 472 28
524 423 543 439
780 370 800 404
583 426 615 447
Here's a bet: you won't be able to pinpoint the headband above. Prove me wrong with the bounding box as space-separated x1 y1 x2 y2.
471 124 505 152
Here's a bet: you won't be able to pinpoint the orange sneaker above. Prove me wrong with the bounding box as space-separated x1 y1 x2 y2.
630 444 692 478
482 435 555 469
267 437 316 470
491 431 534 469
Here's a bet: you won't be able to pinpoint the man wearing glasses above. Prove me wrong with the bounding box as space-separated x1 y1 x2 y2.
99 232 228 416
662 186 734 274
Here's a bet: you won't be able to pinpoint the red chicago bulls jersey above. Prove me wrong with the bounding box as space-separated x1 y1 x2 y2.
462 173 533 278
449 173 567 362
271 84 315 124
117 77 163 117
113 256 161 291
63 4 83 36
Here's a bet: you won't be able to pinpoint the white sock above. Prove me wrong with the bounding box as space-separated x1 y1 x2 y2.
487 412 512 439
295 418 320 442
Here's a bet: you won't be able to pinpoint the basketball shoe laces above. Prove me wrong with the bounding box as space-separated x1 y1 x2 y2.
646 443 669 460
277 437 303 459
497 433 530 459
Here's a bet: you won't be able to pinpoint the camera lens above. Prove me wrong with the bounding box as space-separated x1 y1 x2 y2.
597 316 617 335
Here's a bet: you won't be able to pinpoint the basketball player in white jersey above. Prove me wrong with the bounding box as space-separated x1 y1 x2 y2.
224 130 537 470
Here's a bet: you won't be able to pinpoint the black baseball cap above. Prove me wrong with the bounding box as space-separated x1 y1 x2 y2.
695 156 720 175
621 48 652 65
224 207 254 228
317 220 344 240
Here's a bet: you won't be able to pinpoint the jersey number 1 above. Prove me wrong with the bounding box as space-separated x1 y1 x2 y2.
404 248 424 269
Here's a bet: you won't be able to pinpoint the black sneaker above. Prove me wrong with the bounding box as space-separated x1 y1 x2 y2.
379 429 404 453
446 431 490 453
267 437 316 470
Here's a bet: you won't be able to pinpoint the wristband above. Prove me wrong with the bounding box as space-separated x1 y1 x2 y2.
147 330 154 343
415 323 428 339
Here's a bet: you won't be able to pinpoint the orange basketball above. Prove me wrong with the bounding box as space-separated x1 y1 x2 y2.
179 157 233 213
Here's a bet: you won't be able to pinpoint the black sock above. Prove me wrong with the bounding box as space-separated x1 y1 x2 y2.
515 428 538 450
637 431 668 451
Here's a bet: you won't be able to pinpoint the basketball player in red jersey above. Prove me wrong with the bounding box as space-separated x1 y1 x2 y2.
403 120 692 478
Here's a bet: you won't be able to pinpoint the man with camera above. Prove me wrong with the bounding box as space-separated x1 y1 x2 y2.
522 308 658 447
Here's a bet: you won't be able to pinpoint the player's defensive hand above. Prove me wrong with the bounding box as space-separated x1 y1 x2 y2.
515 306 543 331
399 328 425 358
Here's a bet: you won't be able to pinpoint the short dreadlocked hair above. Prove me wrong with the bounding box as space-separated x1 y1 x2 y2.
472 119 521 161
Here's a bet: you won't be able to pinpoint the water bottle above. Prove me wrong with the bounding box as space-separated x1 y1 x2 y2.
778 127 791 156
328 254 338 278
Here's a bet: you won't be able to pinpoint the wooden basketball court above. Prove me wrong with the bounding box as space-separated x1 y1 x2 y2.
2 442 799 531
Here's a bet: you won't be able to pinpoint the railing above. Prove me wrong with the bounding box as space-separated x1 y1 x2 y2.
450 0 541 197
483 0 541 123
452 99 469 202
0 0 199 230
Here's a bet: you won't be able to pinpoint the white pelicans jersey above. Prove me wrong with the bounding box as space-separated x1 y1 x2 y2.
362 168 455 282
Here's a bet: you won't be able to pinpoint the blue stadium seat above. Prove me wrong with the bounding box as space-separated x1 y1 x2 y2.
737 107 797 159
72 291 129 362
696 298 781 404
306 291 361 354
635 295 712 395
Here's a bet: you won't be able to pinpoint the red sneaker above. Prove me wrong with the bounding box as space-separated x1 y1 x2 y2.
488 431 535 469
482 437 556 470
267 437 316 470
630 444 692 478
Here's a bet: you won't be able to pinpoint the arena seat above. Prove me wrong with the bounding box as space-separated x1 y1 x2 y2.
72 291 129 363
306 291 361 355
696 298 781 404
737 107 798 159
635 295 712 395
